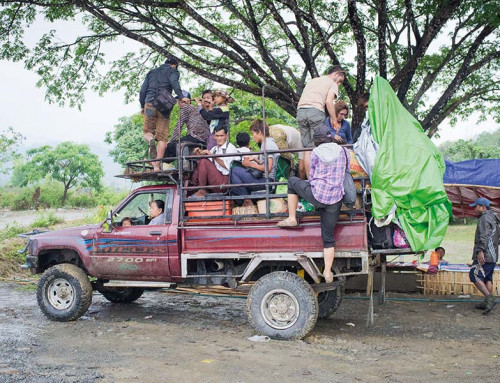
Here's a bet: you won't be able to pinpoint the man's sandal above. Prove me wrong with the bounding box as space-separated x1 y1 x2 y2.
277 218 298 227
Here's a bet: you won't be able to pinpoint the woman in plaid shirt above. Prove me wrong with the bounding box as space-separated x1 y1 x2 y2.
277 126 348 283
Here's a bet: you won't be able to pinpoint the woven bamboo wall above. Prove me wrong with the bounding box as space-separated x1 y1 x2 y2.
419 270 500 296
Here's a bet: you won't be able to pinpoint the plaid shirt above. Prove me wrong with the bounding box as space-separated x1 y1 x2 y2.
171 104 210 143
310 146 349 205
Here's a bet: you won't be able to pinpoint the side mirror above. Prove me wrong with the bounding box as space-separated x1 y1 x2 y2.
105 210 113 232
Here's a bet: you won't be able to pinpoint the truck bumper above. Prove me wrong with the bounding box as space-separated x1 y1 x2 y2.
23 255 38 274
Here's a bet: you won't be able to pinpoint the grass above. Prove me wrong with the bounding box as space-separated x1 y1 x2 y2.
437 223 475 264
31 211 65 228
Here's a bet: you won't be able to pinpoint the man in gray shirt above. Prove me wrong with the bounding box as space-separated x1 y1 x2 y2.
468 198 499 315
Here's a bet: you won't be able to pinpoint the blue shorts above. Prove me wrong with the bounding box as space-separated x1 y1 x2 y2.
469 261 495 284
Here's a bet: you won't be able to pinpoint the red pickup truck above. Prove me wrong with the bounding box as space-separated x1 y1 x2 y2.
22 181 370 340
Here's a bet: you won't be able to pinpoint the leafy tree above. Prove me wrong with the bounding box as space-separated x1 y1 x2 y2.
11 142 103 204
441 138 500 162
2 0 497 139
0 127 24 173
104 113 146 167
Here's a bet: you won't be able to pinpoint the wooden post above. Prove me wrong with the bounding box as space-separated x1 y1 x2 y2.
366 265 375 327
378 260 387 305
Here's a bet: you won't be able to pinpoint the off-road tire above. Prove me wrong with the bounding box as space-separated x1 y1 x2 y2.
318 283 345 319
98 287 144 303
246 271 318 340
37 264 93 322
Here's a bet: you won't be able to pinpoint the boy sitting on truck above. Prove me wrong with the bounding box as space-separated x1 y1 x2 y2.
277 126 348 283
230 119 280 206
191 125 238 197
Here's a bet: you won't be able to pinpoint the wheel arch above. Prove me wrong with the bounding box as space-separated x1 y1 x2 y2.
37 248 87 274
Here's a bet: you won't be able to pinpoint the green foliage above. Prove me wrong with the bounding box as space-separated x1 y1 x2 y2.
2 1 498 138
31 212 64 228
1 182 126 210
0 127 24 174
440 129 500 161
0 222 27 241
104 113 147 167
10 142 104 204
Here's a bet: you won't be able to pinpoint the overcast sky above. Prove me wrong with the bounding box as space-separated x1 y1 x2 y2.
1 17 498 155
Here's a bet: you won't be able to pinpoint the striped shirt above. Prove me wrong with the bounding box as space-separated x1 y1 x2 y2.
171 104 210 143
309 146 348 205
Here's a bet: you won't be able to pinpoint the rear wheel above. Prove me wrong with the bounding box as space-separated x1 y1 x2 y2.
37 264 93 321
318 283 344 319
246 271 318 340
97 286 144 303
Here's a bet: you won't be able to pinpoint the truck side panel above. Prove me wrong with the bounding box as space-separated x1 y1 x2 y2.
181 218 367 254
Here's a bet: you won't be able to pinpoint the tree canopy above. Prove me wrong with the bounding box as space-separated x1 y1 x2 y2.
0 127 24 174
1 1 499 138
11 142 103 204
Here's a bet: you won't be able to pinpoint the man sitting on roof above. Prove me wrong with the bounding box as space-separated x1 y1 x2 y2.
190 125 238 197
164 90 210 160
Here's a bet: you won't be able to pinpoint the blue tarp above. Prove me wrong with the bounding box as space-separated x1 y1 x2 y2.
444 159 500 187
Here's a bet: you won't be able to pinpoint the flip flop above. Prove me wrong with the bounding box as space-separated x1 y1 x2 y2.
277 218 298 227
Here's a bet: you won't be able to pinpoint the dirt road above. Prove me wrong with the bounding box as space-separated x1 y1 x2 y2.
0 209 94 230
0 283 498 383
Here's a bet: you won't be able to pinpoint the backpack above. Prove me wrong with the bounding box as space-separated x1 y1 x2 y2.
368 217 394 249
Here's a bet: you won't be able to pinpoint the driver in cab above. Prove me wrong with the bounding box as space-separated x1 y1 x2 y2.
149 200 165 225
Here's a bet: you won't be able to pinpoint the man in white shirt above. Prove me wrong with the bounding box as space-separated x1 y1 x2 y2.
191 125 238 197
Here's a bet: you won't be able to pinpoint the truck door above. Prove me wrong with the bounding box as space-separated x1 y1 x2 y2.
90 189 174 280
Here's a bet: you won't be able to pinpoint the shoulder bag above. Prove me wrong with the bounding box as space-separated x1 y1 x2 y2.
342 148 356 207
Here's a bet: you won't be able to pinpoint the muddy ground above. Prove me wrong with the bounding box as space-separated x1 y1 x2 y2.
0 283 499 383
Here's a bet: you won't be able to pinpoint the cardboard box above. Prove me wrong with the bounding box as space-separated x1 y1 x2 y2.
257 198 287 214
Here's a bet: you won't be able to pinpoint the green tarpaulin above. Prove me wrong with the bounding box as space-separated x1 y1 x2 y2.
369 76 452 251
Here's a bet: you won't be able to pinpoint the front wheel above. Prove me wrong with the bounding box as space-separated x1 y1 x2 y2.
246 271 318 340
37 264 93 321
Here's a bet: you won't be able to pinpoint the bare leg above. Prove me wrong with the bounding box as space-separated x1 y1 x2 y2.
473 280 491 297
277 193 298 227
323 247 335 283
287 194 298 221
144 132 154 142
153 140 167 171
486 280 493 294
298 159 306 180
303 151 311 179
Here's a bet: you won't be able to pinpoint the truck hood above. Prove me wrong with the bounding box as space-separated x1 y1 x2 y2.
27 223 102 257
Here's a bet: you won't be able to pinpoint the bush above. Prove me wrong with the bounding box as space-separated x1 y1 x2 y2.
96 187 128 206
38 181 64 208
0 222 28 241
11 188 33 210
0 188 17 208
31 212 64 228
68 192 97 208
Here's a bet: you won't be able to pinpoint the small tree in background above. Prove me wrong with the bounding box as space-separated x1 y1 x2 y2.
11 142 103 205
0 127 24 174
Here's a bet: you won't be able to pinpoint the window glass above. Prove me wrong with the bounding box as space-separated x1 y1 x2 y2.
115 190 172 225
